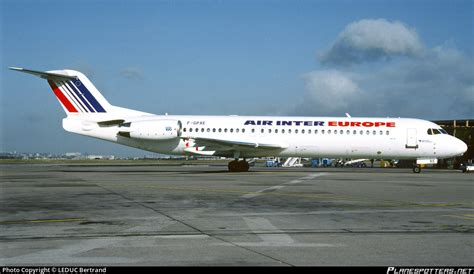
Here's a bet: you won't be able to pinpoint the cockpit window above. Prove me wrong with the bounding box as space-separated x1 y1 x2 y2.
428 128 448 135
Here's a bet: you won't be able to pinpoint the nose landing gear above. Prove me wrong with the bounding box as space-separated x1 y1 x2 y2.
412 164 422 173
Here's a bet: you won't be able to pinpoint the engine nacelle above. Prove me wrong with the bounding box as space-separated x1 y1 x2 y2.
119 119 182 140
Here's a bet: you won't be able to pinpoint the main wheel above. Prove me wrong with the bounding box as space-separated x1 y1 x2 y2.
412 165 421 173
238 160 250 172
228 160 239 172
228 160 250 172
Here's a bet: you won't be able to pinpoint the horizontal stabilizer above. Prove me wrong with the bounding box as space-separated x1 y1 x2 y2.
9 67 77 81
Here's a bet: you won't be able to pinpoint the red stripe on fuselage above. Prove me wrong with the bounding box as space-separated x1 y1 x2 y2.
47 80 78 112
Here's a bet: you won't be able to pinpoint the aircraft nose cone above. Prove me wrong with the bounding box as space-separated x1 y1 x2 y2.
458 139 468 155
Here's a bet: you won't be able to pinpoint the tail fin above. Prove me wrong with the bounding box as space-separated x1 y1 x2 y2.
9 67 112 114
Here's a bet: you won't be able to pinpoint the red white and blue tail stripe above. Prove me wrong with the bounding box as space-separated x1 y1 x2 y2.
47 79 106 113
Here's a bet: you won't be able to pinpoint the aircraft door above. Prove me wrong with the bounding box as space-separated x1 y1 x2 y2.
406 128 418 149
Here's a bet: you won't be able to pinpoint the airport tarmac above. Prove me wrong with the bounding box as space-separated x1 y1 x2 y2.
0 164 473 266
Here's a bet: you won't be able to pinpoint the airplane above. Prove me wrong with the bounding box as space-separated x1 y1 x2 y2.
9 67 468 173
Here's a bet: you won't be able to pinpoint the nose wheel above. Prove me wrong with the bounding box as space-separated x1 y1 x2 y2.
228 160 250 172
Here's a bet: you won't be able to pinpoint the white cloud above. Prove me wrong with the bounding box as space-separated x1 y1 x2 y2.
291 18 473 119
319 19 424 65
303 70 361 112
294 46 474 119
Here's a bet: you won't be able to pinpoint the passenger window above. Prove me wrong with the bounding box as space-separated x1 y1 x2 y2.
275 129 278 133
282 129 285 134
353 130 357 135
242 129 245 133
366 130 370 135
379 130 383 135
213 128 216 132
328 130 331 134
373 130 376 135
183 128 187 132
346 130 350 135
236 128 239 133
207 128 210 132
308 129 312 134
315 130 318 134
230 128 233 133
360 130 363 135
195 128 198 132
189 128 193 132
268 129 272 133
322 130 325 134
251 128 255 133
386 130 389 135
334 130 337 135
261 129 264 133
224 128 228 133
201 128 205 132
218 128 222 133
302 129 305 134
289 129 292 134
340 130 343 134
295 129 298 134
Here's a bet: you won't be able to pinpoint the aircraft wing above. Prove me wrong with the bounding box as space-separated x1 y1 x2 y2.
185 136 288 151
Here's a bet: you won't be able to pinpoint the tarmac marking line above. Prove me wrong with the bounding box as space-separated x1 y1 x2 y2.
99 184 472 208
244 217 294 245
0 218 85 225
97 182 472 208
409 203 465 208
239 217 343 248
241 172 329 199
99 183 342 200
442 214 474 221
142 185 340 200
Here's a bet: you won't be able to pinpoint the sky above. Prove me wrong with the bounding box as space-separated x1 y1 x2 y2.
1 0 473 156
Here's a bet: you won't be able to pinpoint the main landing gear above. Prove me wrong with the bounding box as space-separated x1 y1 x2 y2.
412 164 422 173
228 160 250 172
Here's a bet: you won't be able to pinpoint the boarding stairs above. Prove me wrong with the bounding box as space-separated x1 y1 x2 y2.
283 157 302 167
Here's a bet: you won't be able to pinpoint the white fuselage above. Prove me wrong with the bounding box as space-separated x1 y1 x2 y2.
10 67 467 167
63 114 467 160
